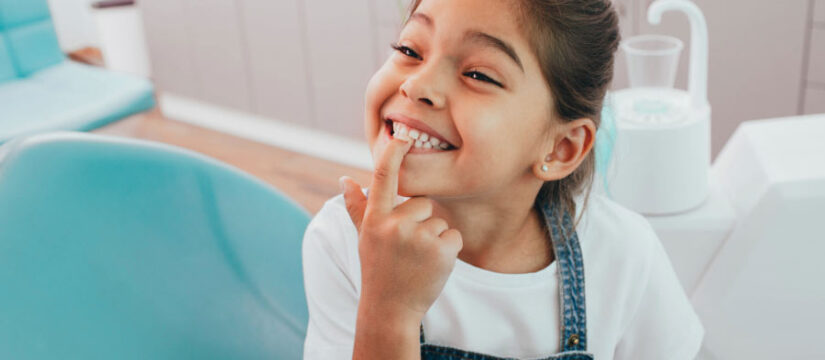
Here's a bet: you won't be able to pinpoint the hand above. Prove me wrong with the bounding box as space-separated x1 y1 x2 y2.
340 136 463 323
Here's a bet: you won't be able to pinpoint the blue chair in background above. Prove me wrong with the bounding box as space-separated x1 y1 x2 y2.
0 132 311 359
0 0 155 144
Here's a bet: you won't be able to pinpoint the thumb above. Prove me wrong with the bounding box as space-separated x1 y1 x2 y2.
340 176 367 231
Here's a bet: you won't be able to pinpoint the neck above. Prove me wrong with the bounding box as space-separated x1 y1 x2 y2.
428 177 550 273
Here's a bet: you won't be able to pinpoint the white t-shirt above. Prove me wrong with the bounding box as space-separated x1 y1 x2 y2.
301 190 704 359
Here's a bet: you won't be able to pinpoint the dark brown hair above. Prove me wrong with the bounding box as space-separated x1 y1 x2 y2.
403 0 621 227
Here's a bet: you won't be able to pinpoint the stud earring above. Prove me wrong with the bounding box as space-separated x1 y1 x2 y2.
541 164 549 172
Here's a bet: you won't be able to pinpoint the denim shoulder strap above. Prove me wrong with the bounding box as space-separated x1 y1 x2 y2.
539 197 588 353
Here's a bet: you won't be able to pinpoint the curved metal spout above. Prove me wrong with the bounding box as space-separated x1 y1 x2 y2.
648 0 709 109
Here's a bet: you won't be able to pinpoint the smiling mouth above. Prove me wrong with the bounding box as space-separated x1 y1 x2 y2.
385 119 458 151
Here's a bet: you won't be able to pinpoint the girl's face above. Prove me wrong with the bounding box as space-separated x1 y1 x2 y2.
364 0 555 199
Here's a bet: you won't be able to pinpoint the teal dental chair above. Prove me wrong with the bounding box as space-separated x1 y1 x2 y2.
0 132 311 359
0 0 155 144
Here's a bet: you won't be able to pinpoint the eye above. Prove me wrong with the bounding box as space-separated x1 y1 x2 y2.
464 70 503 88
390 42 422 60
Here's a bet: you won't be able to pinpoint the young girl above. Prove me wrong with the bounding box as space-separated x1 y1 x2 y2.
302 0 704 358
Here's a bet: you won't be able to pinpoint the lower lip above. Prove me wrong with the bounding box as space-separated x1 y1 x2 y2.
384 122 455 155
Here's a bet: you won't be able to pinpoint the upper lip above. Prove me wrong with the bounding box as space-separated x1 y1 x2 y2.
384 113 456 147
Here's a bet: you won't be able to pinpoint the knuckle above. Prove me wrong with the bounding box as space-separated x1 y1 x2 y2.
413 224 430 239
393 217 414 237
433 218 448 231
421 199 434 213
409 197 430 209
414 200 434 217
373 167 391 182
424 219 445 237
442 228 462 243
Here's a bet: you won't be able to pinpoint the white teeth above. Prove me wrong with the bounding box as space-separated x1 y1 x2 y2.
391 121 453 151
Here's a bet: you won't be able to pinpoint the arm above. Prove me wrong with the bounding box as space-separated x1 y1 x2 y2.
353 296 422 360
342 135 461 360
301 197 427 360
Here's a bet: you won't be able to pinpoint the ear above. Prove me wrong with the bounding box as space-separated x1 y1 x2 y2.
533 118 596 181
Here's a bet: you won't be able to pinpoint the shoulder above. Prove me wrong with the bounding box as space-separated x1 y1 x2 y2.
576 192 665 311
302 190 362 271
579 193 704 359
301 189 365 287
577 192 660 262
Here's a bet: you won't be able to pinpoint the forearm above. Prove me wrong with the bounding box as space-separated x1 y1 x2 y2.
352 297 422 360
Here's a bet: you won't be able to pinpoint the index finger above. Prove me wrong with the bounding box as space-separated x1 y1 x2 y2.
368 136 414 214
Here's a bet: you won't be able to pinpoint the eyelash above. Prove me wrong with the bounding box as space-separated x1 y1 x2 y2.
389 42 504 88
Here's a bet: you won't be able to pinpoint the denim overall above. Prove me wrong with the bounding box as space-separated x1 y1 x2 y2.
419 197 594 360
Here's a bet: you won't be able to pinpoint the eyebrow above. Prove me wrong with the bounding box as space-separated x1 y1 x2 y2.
463 30 524 73
408 12 524 74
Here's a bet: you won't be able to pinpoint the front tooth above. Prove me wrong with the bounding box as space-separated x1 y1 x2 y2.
414 140 424 148
419 133 429 142
408 129 420 139
423 142 432 149
429 137 440 146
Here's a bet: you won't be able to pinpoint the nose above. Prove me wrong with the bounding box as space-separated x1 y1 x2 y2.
399 63 447 109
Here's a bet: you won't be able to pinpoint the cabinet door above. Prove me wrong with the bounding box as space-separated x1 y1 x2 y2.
304 0 377 139
237 0 312 126
183 0 252 111
139 0 199 96
803 87 825 114
372 0 406 68
633 0 808 159
807 27 825 86
611 0 637 91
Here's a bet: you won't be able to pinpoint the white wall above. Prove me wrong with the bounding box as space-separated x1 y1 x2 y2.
47 0 100 51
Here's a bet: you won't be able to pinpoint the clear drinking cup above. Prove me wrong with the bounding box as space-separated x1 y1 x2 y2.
621 34 683 88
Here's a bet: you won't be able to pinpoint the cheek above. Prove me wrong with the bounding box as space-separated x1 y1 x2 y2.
459 113 538 172
364 64 400 142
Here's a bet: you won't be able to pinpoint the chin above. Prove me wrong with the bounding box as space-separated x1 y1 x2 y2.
398 176 452 198
397 176 426 198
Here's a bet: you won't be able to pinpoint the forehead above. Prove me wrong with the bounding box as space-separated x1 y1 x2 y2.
410 0 526 42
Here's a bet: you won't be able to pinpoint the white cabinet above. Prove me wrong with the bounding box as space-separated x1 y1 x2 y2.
140 0 198 97
184 0 251 111
303 0 376 138
804 9 825 115
141 0 251 111
804 87 825 113
140 0 820 147
237 0 312 127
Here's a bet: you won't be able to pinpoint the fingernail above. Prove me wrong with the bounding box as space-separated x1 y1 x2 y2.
338 176 347 192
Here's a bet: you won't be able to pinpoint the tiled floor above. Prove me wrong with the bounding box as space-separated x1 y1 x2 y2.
93 107 372 214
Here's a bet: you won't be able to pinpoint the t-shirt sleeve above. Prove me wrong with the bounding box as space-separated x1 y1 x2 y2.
613 220 705 360
302 199 359 359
